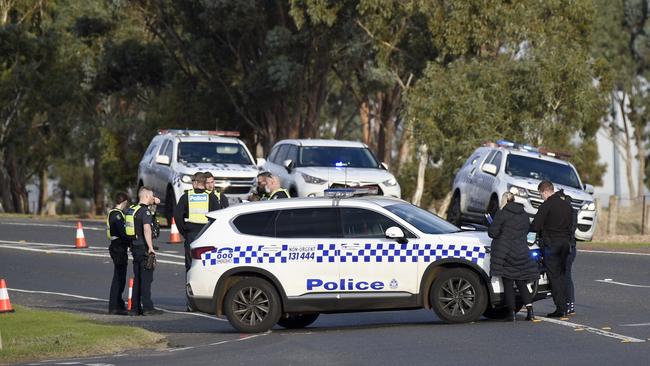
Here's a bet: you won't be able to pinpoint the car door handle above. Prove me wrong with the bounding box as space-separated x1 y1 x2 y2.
341 243 362 251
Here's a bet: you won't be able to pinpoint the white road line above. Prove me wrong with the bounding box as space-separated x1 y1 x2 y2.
539 317 645 343
621 322 650 327
7 287 226 322
0 221 169 232
596 279 650 288
578 249 650 257
0 240 185 263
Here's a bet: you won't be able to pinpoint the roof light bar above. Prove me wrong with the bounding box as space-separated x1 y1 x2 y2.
158 129 240 137
488 139 572 159
324 187 379 198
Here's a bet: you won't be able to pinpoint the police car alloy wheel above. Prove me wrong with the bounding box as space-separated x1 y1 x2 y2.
277 313 320 329
430 268 487 323
224 277 281 333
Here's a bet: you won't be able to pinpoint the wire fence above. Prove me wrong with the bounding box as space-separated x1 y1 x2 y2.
594 195 650 239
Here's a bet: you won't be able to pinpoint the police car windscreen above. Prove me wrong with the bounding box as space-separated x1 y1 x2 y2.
384 203 461 234
178 142 253 164
505 155 581 189
298 147 380 168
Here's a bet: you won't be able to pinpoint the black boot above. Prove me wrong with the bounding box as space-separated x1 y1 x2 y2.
525 305 535 321
546 309 568 318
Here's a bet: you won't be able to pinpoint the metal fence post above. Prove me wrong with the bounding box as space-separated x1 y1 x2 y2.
642 195 646 235
607 195 618 236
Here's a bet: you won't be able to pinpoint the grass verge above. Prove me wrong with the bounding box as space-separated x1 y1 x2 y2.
0 305 165 364
579 242 650 253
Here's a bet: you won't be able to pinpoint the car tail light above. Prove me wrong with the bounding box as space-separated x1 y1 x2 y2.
191 246 216 260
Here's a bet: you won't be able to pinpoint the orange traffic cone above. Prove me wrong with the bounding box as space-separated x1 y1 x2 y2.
168 217 182 244
127 277 134 311
75 221 88 249
0 279 15 313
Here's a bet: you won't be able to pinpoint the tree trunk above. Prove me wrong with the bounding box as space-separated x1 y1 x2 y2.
619 96 636 198
411 144 428 206
5 144 28 213
360 100 370 146
93 158 104 215
397 125 412 175
60 186 67 214
38 167 47 215
0 151 13 212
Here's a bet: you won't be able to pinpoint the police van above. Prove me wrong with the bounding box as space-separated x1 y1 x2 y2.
449 140 597 241
186 190 549 333
137 130 259 224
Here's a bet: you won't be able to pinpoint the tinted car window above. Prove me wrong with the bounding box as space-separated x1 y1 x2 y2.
341 208 415 238
505 154 581 189
158 140 169 155
233 211 277 237
164 141 173 159
298 146 380 168
384 203 461 235
177 142 253 164
286 145 299 162
274 145 290 164
491 152 502 173
268 146 280 163
275 208 340 238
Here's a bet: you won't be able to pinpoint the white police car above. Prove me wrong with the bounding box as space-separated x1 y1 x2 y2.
186 191 549 333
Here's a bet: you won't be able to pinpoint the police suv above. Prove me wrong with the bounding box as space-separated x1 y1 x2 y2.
137 130 259 224
449 140 597 241
186 190 549 333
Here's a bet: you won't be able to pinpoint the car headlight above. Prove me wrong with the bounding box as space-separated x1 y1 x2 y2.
507 184 528 197
180 174 193 184
581 201 596 211
301 173 327 185
383 177 398 187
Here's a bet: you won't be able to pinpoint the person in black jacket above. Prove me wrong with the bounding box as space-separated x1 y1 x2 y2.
106 191 131 315
488 192 539 321
560 190 578 315
531 180 573 318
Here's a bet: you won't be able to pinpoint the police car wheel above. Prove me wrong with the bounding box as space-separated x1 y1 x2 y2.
447 194 461 226
430 268 487 323
277 313 319 329
224 278 281 333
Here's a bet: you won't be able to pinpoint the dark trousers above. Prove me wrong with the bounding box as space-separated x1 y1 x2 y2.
183 230 200 272
566 243 576 304
502 277 533 311
543 241 570 312
108 248 128 311
132 251 154 313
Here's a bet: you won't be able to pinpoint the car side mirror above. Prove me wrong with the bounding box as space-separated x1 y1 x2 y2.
583 184 594 195
380 162 389 170
256 158 266 168
283 159 294 173
155 155 170 166
482 163 497 176
385 226 407 243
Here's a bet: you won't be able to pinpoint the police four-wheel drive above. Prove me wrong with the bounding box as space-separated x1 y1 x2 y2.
185 191 549 333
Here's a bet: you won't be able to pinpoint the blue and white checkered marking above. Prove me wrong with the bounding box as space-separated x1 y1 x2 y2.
201 243 486 266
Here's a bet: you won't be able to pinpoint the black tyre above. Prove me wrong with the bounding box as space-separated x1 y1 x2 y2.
277 313 319 329
224 277 282 333
430 268 488 323
487 196 499 220
165 187 176 227
447 193 462 226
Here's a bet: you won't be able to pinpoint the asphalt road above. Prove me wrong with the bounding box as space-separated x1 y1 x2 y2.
1 217 649 366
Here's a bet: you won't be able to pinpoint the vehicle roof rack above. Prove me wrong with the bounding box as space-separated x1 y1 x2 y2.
158 129 240 137
324 187 379 199
484 139 572 159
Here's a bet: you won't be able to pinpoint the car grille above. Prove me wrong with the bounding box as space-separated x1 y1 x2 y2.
527 189 584 210
213 177 255 185
577 224 592 232
329 183 384 195
222 186 252 195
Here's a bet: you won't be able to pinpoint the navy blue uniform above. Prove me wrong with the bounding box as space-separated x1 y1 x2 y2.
108 209 129 313
130 204 155 314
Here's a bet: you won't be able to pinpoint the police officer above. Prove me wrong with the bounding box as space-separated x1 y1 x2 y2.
248 171 272 201
203 171 229 209
125 186 162 316
173 172 220 271
106 191 130 315
265 174 290 199
561 190 579 315
531 180 573 318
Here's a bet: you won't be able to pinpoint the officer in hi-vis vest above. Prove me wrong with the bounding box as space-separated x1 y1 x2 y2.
265 174 291 199
106 191 130 315
173 172 221 272
203 171 229 209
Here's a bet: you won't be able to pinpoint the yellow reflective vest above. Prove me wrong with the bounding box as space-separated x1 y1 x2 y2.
269 189 291 200
106 208 125 240
125 204 142 238
187 189 209 224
